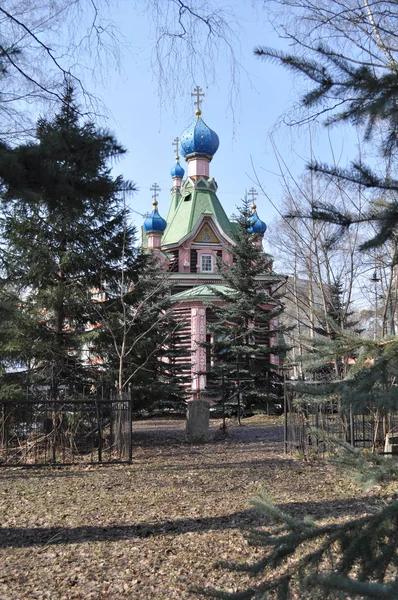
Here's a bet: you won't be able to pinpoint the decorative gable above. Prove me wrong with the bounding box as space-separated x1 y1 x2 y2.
194 224 220 244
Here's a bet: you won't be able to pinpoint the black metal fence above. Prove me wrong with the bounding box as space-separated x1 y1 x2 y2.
284 391 398 456
0 391 133 466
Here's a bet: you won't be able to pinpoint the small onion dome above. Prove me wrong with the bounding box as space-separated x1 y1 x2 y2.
170 157 185 178
248 203 267 235
180 109 219 159
143 200 167 233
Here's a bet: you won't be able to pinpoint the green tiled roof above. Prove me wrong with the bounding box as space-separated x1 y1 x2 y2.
230 221 239 235
162 184 234 246
171 284 233 302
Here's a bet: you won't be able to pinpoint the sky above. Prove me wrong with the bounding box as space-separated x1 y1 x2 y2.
83 0 359 238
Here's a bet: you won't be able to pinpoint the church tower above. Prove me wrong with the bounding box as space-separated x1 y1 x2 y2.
142 87 277 396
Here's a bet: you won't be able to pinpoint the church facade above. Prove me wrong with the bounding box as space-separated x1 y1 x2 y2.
141 89 282 397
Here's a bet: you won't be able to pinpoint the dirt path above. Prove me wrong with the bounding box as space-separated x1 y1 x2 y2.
131 416 284 445
0 417 382 599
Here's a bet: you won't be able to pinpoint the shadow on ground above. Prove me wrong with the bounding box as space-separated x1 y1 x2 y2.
131 419 284 446
0 496 385 548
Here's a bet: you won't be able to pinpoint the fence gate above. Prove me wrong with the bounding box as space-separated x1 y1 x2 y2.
0 394 133 466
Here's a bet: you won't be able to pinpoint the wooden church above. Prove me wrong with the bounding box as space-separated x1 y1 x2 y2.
141 88 282 398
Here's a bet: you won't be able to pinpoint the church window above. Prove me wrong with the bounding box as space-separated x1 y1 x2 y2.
201 254 213 272
168 250 179 272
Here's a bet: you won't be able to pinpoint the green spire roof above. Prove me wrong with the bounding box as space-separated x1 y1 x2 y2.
162 178 234 246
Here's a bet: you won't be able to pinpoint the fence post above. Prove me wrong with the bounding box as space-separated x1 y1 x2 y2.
283 375 288 455
96 396 103 463
349 404 354 446
128 385 133 463
51 403 56 464
109 389 114 454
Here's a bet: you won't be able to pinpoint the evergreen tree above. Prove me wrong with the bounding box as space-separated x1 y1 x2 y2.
204 197 287 420
0 87 185 405
0 87 135 396
310 278 363 380
0 282 35 400
255 41 398 250
202 331 398 599
89 248 190 409
313 278 360 337
204 11 398 600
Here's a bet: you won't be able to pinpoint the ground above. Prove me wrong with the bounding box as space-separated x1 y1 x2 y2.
0 416 385 599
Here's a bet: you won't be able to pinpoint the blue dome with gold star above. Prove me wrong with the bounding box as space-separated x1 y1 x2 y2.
180 111 219 159
170 159 185 178
248 210 267 235
143 201 167 233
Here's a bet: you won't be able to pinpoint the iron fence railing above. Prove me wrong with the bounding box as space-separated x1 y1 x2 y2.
0 392 133 466
284 390 398 456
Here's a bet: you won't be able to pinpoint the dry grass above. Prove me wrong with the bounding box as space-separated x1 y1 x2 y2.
0 416 384 599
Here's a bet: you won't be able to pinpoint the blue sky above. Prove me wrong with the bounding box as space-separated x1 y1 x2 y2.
87 0 359 235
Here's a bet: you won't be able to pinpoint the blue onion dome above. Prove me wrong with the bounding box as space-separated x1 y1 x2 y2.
180 109 219 159
248 203 267 235
143 200 167 233
170 157 185 178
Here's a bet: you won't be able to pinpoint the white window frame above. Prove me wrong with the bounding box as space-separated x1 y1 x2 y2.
200 254 214 273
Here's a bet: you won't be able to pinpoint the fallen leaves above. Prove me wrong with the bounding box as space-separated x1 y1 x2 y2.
0 416 383 599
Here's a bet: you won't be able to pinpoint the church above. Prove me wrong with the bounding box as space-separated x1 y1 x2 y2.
141 88 283 398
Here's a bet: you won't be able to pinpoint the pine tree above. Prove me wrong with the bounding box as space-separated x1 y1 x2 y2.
310 278 364 380
0 87 143 397
0 87 189 408
313 278 359 337
0 282 34 400
90 248 189 410
0 88 132 396
255 42 398 250
203 12 398 599
204 197 288 421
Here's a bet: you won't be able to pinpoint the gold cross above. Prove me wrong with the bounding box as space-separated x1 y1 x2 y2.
150 183 161 202
248 188 258 204
191 85 205 111
172 137 180 157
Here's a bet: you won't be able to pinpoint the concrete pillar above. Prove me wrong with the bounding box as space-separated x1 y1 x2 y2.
186 399 210 442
